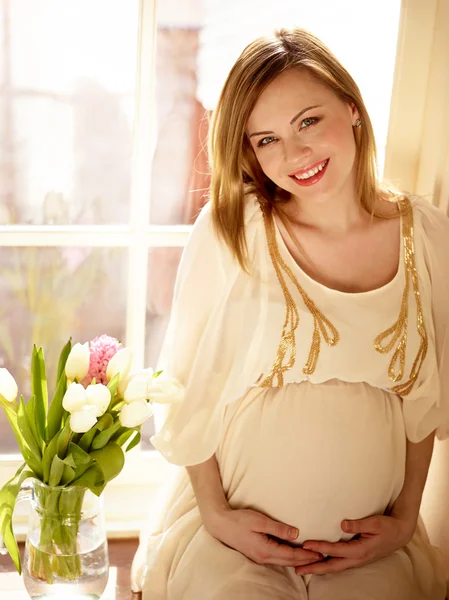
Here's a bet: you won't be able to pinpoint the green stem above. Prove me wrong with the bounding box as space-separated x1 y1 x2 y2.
28 487 85 584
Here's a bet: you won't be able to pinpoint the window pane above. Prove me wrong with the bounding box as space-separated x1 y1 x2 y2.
151 0 400 224
150 2 208 225
0 0 139 225
0 247 127 453
141 247 183 449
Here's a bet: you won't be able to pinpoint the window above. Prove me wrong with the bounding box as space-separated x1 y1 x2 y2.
1 0 406 536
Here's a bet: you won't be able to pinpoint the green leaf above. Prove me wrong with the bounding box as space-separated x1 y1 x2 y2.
90 421 121 450
107 373 120 399
31 346 48 442
153 370 163 378
67 443 91 465
57 420 72 459
62 454 77 469
71 464 105 495
48 455 65 487
77 413 114 453
56 339 72 387
0 400 42 478
111 427 134 447
125 430 141 452
90 443 125 489
42 433 60 484
46 370 69 443
78 428 97 453
24 396 43 456
95 413 114 432
0 464 34 574
17 396 42 460
60 464 76 486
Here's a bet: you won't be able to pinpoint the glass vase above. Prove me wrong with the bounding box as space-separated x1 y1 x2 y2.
18 479 108 599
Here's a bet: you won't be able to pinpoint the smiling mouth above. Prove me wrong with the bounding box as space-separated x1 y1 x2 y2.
288 158 330 188
290 159 329 180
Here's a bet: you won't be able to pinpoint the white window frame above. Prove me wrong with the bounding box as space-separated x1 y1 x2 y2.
1 0 447 539
0 0 186 538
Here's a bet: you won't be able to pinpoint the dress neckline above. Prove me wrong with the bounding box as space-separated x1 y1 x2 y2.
271 205 404 297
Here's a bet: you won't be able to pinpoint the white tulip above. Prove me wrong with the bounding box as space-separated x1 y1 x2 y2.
124 374 150 404
70 405 98 433
106 348 132 382
85 384 111 417
119 399 153 428
0 368 18 403
65 342 90 381
118 367 153 398
146 377 185 404
62 382 87 413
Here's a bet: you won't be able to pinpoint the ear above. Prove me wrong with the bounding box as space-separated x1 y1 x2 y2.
348 102 360 126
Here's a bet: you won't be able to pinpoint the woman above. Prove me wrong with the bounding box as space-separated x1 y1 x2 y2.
132 28 449 599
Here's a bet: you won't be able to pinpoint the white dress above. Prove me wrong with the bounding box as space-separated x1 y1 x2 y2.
131 194 449 599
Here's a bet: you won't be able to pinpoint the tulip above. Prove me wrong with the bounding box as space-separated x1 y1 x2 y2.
70 405 98 433
146 377 184 404
124 374 151 404
0 368 18 403
65 342 90 381
119 399 153 428
106 348 132 382
62 382 87 413
85 384 111 417
118 367 153 398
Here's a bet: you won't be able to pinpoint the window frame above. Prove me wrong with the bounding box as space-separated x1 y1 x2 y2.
0 0 186 538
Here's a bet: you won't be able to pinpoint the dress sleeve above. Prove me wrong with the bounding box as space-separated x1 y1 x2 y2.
402 199 449 442
155 202 227 385
149 202 230 455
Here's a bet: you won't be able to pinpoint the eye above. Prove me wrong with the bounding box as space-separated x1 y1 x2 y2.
300 117 319 129
257 136 277 148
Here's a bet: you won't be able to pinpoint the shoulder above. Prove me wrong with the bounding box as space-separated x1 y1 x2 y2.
406 196 449 283
194 191 264 237
409 195 449 241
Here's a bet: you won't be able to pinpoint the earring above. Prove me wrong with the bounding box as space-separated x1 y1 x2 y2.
355 119 362 127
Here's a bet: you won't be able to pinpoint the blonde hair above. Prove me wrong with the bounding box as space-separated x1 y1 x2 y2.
208 27 402 272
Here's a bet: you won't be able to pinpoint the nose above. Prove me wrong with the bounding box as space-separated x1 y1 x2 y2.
283 137 312 168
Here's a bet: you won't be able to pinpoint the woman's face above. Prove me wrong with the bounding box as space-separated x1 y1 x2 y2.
246 68 360 204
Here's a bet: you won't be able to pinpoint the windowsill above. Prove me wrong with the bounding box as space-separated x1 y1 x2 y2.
0 539 142 600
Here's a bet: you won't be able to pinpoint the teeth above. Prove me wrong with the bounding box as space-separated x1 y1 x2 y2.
294 160 327 180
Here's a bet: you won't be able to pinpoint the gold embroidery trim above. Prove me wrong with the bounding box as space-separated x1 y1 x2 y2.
374 197 428 396
259 201 339 388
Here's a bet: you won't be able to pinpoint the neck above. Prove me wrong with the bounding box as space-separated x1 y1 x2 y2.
280 184 369 234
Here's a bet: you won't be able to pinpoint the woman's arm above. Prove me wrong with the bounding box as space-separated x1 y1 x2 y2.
389 430 435 528
186 456 229 529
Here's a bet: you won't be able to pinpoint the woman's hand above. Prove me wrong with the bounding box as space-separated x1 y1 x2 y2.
205 507 324 567
294 514 415 575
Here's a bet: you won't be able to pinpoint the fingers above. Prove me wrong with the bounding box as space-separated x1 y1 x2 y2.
295 557 358 575
256 515 299 542
302 538 367 559
256 536 324 566
342 516 384 535
269 555 324 567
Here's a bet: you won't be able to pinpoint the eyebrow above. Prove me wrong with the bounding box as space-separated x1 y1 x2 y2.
248 105 322 138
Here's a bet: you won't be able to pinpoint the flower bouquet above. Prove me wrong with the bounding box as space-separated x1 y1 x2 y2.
0 335 182 592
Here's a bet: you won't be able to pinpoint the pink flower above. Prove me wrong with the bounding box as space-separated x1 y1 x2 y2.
81 335 122 386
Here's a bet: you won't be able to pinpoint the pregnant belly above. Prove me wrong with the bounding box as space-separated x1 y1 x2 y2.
216 380 406 544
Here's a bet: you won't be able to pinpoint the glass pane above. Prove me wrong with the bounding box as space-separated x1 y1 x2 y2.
141 247 183 449
0 247 127 453
0 0 139 225
151 0 400 224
